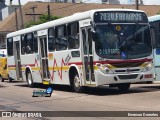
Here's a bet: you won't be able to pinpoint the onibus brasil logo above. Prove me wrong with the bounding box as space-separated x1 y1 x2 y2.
32 87 53 97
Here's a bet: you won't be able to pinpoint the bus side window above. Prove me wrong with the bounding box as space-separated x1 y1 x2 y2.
21 35 26 54
68 22 79 49
152 21 160 48
55 25 67 51
34 32 38 53
88 28 92 54
7 38 13 56
25 33 34 54
158 21 160 47
48 28 55 52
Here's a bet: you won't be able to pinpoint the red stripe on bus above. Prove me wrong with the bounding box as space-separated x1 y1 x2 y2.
8 65 16 67
68 62 83 65
8 58 152 68
93 58 152 65
24 64 35 67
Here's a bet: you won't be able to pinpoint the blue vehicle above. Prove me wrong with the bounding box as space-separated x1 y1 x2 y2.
149 15 160 81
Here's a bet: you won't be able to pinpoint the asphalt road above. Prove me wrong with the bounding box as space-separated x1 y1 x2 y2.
1 81 160 120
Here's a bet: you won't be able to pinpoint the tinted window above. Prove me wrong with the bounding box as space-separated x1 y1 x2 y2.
82 29 87 55
94 24 152 59
25 33 34 54
7 38 13 56
88 28 92 54
48 28 55 51
34 32 38 53
150 21 160 48
55 25 67 51
68 22 79 49
21 35 26 55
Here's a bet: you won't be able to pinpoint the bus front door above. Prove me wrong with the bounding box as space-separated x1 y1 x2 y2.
39 36 50 83
14 41 22 80
81 27 95 85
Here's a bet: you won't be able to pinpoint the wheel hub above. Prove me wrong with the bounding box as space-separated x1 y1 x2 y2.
74 75 80 88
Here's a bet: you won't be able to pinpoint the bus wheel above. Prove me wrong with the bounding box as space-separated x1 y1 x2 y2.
117 83 130 91
0 75 4 82
72 72 83 93
8 75 12 83
27 71 34 87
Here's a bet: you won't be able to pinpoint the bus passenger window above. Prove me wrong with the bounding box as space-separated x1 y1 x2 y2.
25 33 34 54
48 28 55 52
7 38 13 56
21 35 26 54
88 28 92 54
55 25 67 51
34 32 38 53
68 22 79 49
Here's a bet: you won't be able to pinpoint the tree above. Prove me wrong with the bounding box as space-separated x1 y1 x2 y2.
24 14 61 28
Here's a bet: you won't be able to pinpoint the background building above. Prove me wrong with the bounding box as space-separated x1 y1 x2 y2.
102 0 120 4
1 5 19 20
0 0 6 20
49 0 82 3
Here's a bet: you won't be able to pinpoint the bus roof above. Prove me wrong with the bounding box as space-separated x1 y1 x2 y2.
148 15 160 22
7 9 146 38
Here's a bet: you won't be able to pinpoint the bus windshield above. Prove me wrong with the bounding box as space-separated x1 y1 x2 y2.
94 24 152 59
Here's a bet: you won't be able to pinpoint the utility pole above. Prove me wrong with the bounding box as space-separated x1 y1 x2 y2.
25 5 42 20
15 8 18 30
30 5 37 22
135 0 139 10
47 5 51 21
18 0 24 29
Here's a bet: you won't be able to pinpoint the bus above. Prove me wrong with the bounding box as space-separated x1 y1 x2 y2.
148 15 160 81
6 9 154 92
0 49 8 82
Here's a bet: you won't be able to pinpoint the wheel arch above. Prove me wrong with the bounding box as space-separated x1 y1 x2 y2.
68 64 81 86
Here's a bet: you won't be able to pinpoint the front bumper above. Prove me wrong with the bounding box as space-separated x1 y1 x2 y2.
95 69 155 86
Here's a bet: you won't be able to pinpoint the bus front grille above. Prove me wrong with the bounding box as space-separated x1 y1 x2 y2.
115 69 140 73
118 74 138 80
111 62 144 68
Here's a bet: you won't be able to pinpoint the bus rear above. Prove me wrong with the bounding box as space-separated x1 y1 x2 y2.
91 10 154 90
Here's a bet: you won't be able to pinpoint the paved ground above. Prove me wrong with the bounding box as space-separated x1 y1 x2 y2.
0 80 160 120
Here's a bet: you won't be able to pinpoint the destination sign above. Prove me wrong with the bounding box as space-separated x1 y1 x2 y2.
94 11 148 23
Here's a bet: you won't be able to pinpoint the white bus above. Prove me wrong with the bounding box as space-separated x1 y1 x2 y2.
7 9 154 92
149 15 160 81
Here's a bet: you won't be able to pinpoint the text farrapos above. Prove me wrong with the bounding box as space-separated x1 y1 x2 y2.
128 113 158 117
100 13 143 22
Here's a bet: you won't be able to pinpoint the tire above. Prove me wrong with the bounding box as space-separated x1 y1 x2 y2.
0 75 4 82
72 72 83 93
26 71 34 88
8 75 12 83
117 83 130 91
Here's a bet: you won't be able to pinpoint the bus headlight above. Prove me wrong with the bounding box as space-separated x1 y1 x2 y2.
142 62 153 72
97 63 113 74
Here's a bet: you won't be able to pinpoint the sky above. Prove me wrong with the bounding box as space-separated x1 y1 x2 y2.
5 0 160 5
